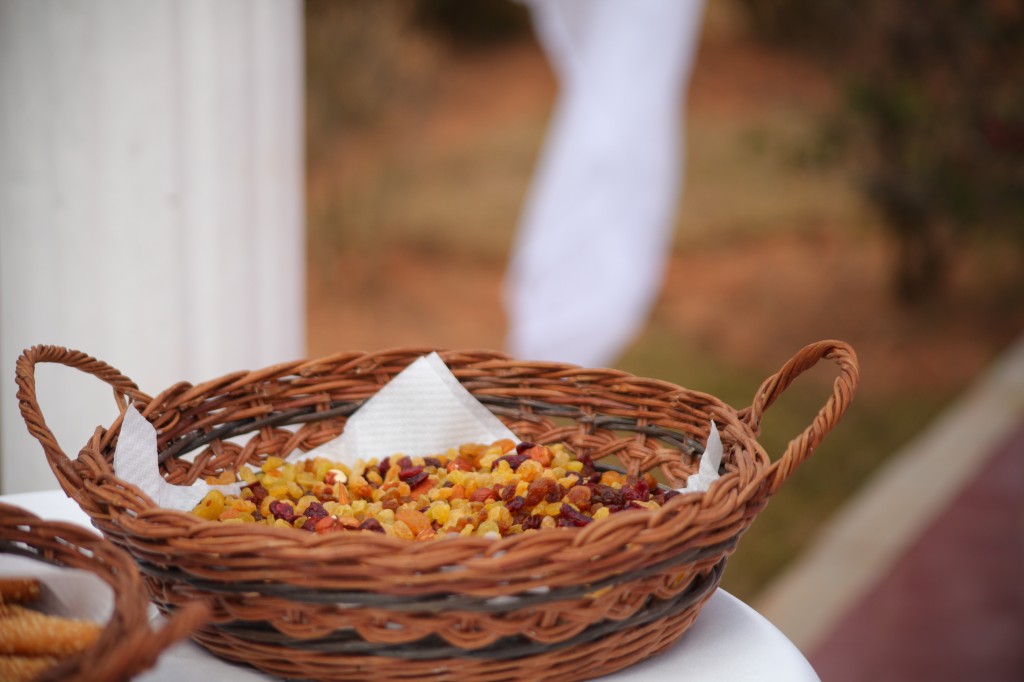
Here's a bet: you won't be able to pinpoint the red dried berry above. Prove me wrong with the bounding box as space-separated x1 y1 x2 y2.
399 465 424 481
405 471 429 489
622 479 650 503
515 441 536 455
559 504 593 527
269 500 296 523
506 496 527 513
589 483 625 507
496 454 529 471
521 514 543 530
377 457 391 478
304 501 329 519
423 457 443 469
247 482 268 505
359 518 385 533
301 517 319 532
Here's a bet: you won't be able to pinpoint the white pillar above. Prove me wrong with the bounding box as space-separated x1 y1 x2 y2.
0 0 305 493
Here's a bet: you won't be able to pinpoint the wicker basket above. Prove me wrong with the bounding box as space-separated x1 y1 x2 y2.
0 502 208 682
15 341 858 682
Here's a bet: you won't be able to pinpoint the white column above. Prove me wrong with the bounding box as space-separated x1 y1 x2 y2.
0 0 305 493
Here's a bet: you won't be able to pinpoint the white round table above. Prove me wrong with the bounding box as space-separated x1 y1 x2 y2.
1 490 818 681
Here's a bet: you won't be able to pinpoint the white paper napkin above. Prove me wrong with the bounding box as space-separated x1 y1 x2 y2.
114 405 244 510
675 420 723 494
302 352 518 466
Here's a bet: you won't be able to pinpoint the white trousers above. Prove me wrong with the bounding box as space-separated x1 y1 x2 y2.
504 0 705 367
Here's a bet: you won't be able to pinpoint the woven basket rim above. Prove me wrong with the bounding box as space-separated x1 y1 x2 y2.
15 342 859 585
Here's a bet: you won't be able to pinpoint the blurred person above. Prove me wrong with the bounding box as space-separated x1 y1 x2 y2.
504 0 705 367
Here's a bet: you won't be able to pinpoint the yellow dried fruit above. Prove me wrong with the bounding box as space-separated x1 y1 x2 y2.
194 439 670 539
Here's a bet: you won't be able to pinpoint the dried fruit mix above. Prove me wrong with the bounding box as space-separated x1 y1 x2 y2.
191 440 679 540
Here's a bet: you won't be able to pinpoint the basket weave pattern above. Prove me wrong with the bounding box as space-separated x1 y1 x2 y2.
16 341 858 681
0 503 207 682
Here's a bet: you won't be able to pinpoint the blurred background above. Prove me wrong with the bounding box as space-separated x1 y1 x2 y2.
1 0 1021 677
303 0 1023 677
304 0 1022 600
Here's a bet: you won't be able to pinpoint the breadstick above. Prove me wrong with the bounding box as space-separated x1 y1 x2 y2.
0 654 59 682
0 604 100 657
0 579 40 605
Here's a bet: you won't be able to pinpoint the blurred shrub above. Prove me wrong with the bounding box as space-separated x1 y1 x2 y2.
305 0 438 158
739 0 1024 302
412 0 531 48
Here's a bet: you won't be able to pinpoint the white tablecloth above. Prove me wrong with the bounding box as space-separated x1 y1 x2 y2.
1 490 819 681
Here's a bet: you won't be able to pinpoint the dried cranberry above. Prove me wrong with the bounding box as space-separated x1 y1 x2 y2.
559 504 593 527
506 496 527 513
405 471 429 489
496 454 529 471
377 457 391 478
269 500 296 523
359 518 385 533
622 479 650 503
521 514 543 530
423 457 443 469
578 454 597 477
247 482 268 505
589 484 625 507
397 456 413 470
499 484 517 502
301 517 318 531
515 441 536 455
304 501 329 519
398 465 424 481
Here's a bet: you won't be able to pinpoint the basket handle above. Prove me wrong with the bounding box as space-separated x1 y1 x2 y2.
15 345 151 491
741 340 860 495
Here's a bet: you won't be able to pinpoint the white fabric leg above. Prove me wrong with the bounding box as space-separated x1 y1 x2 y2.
505 0 704 367
0 0 304 493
